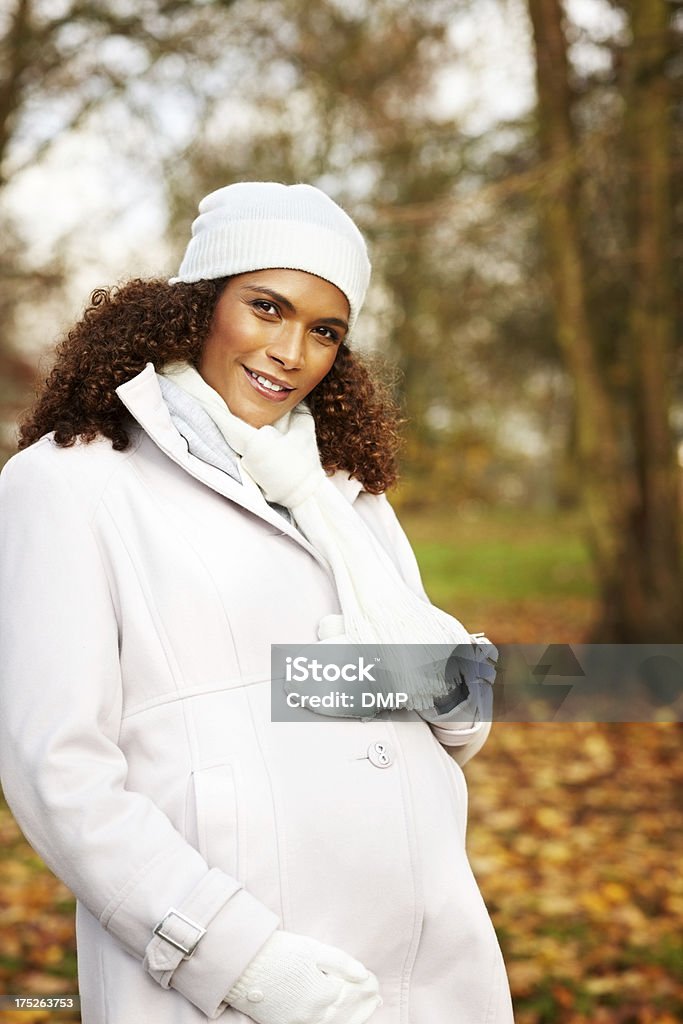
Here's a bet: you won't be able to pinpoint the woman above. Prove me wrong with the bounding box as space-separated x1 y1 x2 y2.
0 182 513 1024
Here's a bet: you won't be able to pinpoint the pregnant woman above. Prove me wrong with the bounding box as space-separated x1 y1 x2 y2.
0 182 514 1023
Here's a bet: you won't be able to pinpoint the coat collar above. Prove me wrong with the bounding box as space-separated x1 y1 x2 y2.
115 363 363 568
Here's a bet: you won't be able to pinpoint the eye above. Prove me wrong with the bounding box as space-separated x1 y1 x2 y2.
252 299 279 315
313 326 340 343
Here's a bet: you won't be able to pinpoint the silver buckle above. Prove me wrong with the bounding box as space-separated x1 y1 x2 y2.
153 908 206 957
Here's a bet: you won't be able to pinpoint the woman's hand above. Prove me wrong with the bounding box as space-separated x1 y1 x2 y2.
226 929 382 1024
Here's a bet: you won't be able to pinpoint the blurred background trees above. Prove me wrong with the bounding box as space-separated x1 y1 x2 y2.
0 0 681 641
528 0 681 639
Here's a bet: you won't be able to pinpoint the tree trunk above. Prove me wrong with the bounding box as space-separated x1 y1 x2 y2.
624 0 683 639
526 0 643 639
0 0 31 182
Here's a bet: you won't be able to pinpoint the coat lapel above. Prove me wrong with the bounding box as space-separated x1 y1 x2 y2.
115 363 351 574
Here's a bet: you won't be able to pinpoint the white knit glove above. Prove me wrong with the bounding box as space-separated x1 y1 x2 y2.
226 930 382 1024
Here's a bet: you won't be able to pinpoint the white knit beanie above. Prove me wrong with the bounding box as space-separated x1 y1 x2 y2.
169 182 371 333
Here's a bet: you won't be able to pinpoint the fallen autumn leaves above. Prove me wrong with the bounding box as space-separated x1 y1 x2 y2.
467 722 683 1023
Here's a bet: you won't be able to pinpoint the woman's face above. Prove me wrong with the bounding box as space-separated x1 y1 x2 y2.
198 268 350 427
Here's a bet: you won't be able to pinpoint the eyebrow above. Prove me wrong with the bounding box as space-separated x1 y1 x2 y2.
240 285 349 333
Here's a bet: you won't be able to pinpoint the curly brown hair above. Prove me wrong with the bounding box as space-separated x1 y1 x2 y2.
18 278 402 493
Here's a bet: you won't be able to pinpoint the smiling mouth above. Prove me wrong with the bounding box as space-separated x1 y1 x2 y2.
243 366 295 400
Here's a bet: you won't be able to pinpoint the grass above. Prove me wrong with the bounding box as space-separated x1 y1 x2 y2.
398 506 597 642
400 507 594 601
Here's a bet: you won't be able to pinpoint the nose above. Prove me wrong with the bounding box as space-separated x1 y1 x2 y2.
265 322 306 370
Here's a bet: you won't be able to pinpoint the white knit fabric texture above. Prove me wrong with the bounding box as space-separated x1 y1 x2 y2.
169 182 371 334
226 930 382 1024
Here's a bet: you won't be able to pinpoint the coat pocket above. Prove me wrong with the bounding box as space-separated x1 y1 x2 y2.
187 763 240 880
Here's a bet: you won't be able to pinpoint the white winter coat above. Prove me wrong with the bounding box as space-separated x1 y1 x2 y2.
0 363 514 1024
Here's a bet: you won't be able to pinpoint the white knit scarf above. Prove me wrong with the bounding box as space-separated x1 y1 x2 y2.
161 362 475 708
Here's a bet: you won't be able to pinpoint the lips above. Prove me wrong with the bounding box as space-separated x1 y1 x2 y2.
243 366 295 402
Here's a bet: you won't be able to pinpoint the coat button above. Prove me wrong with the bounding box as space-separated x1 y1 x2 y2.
247 989 264 1002
367 741 392 768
